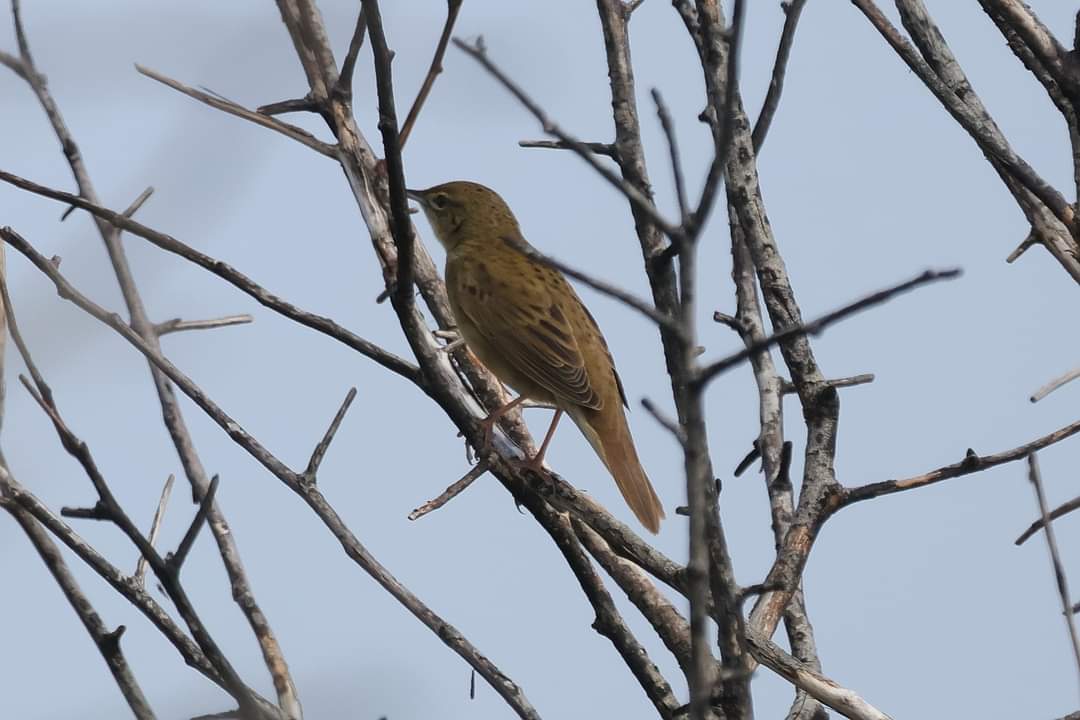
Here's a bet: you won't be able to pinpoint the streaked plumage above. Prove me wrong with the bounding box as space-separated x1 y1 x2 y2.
407 181 664 533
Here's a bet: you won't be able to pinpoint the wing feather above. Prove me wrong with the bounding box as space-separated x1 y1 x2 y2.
454 244 603 410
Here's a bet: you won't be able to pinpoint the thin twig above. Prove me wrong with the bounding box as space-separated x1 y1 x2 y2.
890 0 1080 282
687 0 747 242
540 511 681 718
1 493 157 720
12 0 33 63
11 350 265 717
8 20 302 712
134 474 175 585
696 268 960 387
851 0 1075 230
752 0 809 151
136 65 336 158
843 419 1080 505
745 627 894 720
1 473 275 710
335 5 368 98
155 315 254 336
780 373 875 395
168 475 220 573
1031 365 1080 403
518 139 619 159
1026 454 1080 693
361 0 416 308
453 37 682 239
1017 494 1080 546
304 388 357 480
651 88 689 223
641 398 686 445
0 48 29 81
0 182 422 384
409 460 490 521
573 517 694 676
1006 230 1040 263
3 222 540 720
398 0 463 148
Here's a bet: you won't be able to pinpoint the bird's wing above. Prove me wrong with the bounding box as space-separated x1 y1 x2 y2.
577 301 629 408
455 242 603 410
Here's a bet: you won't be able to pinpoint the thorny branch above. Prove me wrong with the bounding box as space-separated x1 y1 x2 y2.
4 1 1080 718
1 221 542 720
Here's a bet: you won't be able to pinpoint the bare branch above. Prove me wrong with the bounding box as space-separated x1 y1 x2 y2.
6 18 302 711
1 493 156 720
408 460 490 521
335 5 367 99
1 473 277 713
696 268 961 387
843 419 1080 505
359 0 416 308
1031 364 1080 403
1007 230 1039 263
15 382 267 715
453 36 682 239
781 373 875 395
745 628 894 720
303 388 357 480
891 0 1080 283
1026 454 1080 692
752 0 809 151
136 65 337 157
155 315 254 336
256 96 319 116
0 48 28 80
518 139 619 159
3 222 540 720
398 0 463 148
650 88 689 223
510 464 686 596
540 510 680 718
640 398 686 445
573 517 693 676
167 475 220 573
1017 494 1080 546
851 0 1076 233
978 0 1077 101
686 0 747 243
13 365 266 716
0 182 422 385
135 475 175 586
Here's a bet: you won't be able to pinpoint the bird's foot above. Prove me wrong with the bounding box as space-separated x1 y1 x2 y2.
473 415 499 458
507 451 547 475
434 329 465 354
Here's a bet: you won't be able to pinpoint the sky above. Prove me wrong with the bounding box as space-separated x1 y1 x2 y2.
2 1 1079 718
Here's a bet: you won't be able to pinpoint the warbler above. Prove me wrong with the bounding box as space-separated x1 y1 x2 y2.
407 181 664 533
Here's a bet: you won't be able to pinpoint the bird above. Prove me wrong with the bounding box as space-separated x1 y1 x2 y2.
406 180 665 533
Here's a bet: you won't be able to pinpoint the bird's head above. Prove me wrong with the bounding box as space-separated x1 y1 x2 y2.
406 181 519 251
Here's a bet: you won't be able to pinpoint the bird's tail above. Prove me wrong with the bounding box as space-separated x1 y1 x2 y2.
570 406 664 534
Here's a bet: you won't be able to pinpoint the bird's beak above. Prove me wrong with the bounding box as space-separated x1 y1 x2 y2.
405 188 427 207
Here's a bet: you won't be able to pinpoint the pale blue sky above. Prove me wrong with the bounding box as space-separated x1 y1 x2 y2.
2 1 1078 718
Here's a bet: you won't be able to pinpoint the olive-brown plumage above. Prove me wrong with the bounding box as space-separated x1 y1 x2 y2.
407 181 664 533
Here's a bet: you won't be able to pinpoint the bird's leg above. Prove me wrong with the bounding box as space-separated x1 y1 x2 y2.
522 409 563 471
477 395 527 454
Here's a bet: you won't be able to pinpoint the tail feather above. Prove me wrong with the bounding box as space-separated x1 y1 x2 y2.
570 407 664 533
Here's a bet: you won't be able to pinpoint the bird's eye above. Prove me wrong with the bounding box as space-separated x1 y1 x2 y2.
431 193 449 210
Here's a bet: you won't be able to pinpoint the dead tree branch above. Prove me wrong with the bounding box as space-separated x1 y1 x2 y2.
1026 453 1080 690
